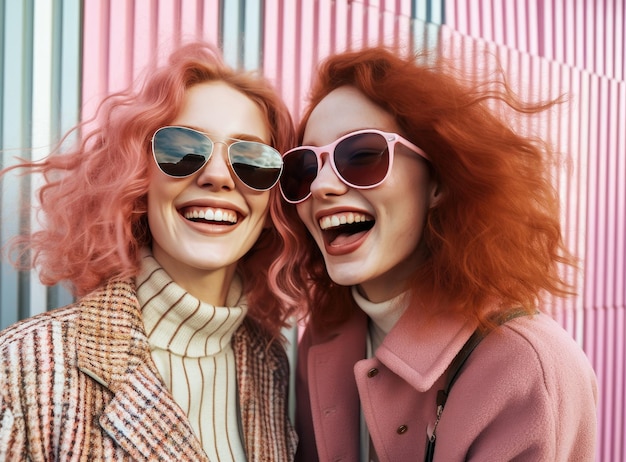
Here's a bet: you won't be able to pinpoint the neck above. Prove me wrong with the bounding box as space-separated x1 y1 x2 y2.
352 286 409 334
151 247 237 306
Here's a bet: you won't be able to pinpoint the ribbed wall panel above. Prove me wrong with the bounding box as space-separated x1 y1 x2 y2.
0 1 622 460
443 2 625 459
1 0 79 328
446 0 625 81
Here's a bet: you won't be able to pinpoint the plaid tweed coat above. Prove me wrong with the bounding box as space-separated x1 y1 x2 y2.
0 279 297 461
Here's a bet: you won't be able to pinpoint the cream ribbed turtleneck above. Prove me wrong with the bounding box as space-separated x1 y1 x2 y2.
351 286 409 353
136 250 247 461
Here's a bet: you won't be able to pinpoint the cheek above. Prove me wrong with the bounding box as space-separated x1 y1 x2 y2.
246 191 272 221
146 173 187 221
147 181 171 209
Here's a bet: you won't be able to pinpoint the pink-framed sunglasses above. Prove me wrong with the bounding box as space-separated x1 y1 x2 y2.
279 129 429 204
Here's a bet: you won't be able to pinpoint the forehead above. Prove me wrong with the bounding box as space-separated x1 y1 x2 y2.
303 86 399 145
173 81 270 142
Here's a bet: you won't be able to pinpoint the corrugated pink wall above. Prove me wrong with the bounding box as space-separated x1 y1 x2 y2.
80 1 625 460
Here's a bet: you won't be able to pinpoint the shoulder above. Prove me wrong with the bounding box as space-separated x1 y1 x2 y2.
439 313 597 460
0 304 82 402
488 313 595 380
464 312 597 423
0 279 139 358
0 304 81 351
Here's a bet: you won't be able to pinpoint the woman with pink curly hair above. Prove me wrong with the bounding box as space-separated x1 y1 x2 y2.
0 42 296 461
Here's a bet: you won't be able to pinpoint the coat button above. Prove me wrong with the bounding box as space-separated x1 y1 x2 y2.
397 425 408 434
367 368 379 378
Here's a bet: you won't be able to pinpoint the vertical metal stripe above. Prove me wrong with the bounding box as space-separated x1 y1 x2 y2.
47 0 81 311
607 0 626 82
222 0 244 68
1 0 30 328
607 304 626 460
81 0 111 125
1 0 81 327
595 78 609 311
107 0 134 91
613 74 626 462
604 80 619 310
294 0 314 120
261 0 282 93
29 0 54 317
241 0 262 70
604 0 615 79
617 83 626 309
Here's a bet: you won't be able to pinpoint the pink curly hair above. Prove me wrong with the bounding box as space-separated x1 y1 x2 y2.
270 46 577 333
2 41 296 338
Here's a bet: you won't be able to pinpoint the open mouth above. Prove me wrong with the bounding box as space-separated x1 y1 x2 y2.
181 206 238 225
319 212 374 246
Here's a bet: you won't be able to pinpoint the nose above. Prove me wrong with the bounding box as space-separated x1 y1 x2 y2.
309 152 349 199
196 142 236 190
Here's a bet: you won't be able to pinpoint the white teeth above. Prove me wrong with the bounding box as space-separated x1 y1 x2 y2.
319 212 372 230
184 207 237 223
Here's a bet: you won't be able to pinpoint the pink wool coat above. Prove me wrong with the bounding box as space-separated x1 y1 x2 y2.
0 280 297 461
295 305 597 462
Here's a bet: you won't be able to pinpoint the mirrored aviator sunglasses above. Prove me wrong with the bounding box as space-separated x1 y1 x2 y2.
152 125 283 191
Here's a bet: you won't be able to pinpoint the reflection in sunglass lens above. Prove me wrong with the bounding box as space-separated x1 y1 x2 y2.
229 141 283 190
334 132 389 187
281 149 319 202
153 127 211 177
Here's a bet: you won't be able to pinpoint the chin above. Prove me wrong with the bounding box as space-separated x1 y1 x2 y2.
326 269 367 288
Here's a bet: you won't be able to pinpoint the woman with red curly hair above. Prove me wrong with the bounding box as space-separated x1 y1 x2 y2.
274 47 597 461
0 42 296 460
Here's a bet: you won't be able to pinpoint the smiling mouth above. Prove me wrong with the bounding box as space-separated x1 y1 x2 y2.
182 206 238 225
319 212 374 246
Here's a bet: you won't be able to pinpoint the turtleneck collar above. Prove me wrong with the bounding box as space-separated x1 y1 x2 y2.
136 248 247 358
351 286 410 335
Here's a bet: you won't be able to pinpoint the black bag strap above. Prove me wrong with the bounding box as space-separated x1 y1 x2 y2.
423 310 530 462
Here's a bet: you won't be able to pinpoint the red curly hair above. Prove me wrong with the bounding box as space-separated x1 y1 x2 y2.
2 41 296 339
270 46 576 333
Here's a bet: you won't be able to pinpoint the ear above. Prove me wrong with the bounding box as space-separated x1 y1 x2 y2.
428 181 443 208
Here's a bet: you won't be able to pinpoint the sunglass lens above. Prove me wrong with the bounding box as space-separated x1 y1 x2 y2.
281 149 319 202
229 142 283 190
153 127 211 177
334 132 389 187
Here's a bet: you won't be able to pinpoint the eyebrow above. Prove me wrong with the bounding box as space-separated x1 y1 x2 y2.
181 125 268 144
302 127 378 146
229 133 268 144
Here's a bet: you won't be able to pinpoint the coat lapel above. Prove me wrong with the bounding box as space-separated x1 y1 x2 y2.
75 280 208 461
234 318 298 461
376 307 477 392
98 361 208 461
307 310 367 461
